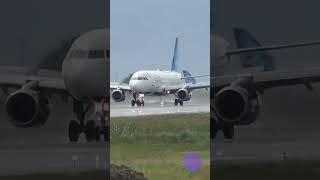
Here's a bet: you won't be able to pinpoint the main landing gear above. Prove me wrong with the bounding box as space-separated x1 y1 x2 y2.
131 93 144 107
174 99 183 106
68 99 109 142
211 117 235 140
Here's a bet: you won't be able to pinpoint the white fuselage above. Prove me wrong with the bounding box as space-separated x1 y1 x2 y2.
62 56 108 101
129 70 183 94
61 29 109 101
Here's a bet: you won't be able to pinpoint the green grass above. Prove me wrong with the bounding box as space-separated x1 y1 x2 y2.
111 113 210 180
213 160 320 180
0 171 107 180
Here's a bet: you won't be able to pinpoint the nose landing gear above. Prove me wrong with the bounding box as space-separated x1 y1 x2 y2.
131 93 145 107
68 99 109 143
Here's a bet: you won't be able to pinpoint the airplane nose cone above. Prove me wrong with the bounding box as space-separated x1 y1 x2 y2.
129 80 139 92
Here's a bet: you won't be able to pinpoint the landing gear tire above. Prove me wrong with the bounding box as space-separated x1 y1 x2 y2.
131 100 135 107
174 99 178 106
137 100 141 107
179 100 183 106
141 101 144 107
85 120 96 142
223 125 234 140
95 127 101 142
69 120 81 142
103 126 109 142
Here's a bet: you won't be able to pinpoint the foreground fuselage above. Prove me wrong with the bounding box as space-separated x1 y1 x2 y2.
62 29 109 101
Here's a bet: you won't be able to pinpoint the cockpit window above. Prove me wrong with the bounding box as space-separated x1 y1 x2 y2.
132 76 148 80
69 50 88 59
138 77 148 80
88 50 105 59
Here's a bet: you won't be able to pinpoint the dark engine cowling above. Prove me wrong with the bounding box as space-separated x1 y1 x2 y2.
111 89 126 102
5 89 50 127
214 79 260 125
177 88 192 101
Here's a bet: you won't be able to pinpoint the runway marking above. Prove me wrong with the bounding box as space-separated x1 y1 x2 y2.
213 156 258 161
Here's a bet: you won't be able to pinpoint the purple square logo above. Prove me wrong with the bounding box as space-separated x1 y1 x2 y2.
183 152 202 173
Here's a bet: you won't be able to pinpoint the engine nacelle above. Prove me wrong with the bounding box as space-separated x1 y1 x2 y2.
111 89 126 102
214 79 260 125
177 88 192 101
5 89 50 127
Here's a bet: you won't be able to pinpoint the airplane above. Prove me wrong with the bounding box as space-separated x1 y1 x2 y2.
211 28 320 140
111 38 210 107
211 28 320 74
0 28 109 142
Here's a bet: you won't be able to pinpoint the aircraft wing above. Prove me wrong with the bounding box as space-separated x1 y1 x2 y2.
164 83 210 93
0 66 68 96
226 41 320 56
212 67 320 92
181 75 209 79
110 83 131 91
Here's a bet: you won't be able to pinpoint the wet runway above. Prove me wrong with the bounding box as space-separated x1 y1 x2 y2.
111 91 210 117
211 119 320 165
211 87 320 165
0 97 109 176
0 143 109 175
212 140 320 165
111 103 209 117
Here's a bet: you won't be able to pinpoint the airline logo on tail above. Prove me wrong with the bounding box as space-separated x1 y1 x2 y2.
171 37 179 71
233 28 275 71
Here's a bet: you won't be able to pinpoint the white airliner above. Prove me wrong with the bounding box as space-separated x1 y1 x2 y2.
212 28 320 140
0 28 109 142
111 38 210 106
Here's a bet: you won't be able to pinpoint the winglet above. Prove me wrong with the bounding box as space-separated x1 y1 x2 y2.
171 37 179 71
183 70 196 84
233 27 275 71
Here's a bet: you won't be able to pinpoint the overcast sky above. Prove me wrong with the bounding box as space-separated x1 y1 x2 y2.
0 0 107 67
212 0 320 73
111 0 210 82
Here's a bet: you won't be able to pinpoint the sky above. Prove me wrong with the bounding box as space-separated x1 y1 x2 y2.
111 0 210 82
212 0 320 73
0 0 108 67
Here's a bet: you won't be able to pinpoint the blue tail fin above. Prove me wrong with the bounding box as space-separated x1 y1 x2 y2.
233 28 275 71
183 70 196 84
171 37 179 71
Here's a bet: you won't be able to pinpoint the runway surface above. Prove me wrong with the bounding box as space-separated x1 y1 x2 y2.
211 86 320 165
0 143 109 175
111 103 209 117
0 97 109 176
212 118 320 165
212 140 320 165
111 91 210 117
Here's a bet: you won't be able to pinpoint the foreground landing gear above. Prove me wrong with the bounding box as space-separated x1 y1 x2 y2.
174 99 183 106
211 116 235 140
68 99 109 143
69 120 81 142
222 125 234 140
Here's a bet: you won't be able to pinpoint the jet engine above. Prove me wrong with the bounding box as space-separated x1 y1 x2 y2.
111 89 126 102
177 88 192 101
214 79 260 125
5 89 50 127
